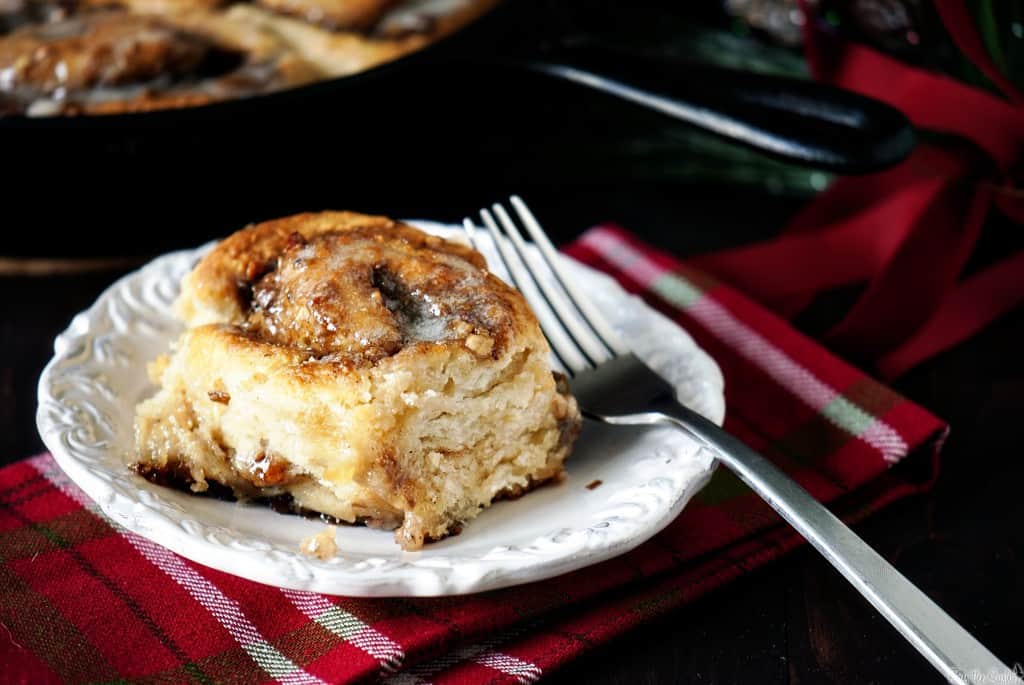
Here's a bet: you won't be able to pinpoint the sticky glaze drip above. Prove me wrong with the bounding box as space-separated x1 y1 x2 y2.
370 264 457 344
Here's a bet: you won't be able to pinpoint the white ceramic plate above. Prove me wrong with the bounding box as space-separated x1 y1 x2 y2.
36 221 725 597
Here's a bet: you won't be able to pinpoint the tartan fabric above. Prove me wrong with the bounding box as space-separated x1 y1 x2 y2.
0 226 947 685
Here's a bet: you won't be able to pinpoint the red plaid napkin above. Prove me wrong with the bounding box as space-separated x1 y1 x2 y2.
1 226 947 685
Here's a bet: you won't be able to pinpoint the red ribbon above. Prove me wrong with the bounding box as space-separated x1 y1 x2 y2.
691 0 1024 379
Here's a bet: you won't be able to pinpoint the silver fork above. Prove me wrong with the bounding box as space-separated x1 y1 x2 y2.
463 196 1019 685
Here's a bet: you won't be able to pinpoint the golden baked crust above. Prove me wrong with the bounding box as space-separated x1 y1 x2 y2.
134 211 581 550
0 0 496 116
253 0 395 30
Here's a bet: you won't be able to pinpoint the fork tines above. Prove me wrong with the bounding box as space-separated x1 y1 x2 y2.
463 196 628 377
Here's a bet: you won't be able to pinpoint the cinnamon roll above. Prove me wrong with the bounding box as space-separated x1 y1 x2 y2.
133 212 581 551
0 9 319 115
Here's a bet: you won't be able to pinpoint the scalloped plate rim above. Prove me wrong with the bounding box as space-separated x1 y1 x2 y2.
36 220 725 596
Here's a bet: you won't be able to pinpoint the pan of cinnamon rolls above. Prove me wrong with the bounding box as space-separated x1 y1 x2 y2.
0 0 913 177
0 0 500 116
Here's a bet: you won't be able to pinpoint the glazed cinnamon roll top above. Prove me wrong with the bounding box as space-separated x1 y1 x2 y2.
179 212 524 365
134 210 578 551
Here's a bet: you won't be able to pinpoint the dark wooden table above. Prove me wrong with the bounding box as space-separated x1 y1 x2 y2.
3 3 1022 682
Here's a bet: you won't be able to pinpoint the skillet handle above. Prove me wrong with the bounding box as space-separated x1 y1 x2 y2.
526 47 915 174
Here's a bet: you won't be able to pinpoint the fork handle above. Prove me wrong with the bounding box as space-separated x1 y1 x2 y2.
650 399 1018 685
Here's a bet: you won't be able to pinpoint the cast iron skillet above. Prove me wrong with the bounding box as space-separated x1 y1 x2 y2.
0 1 914 174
